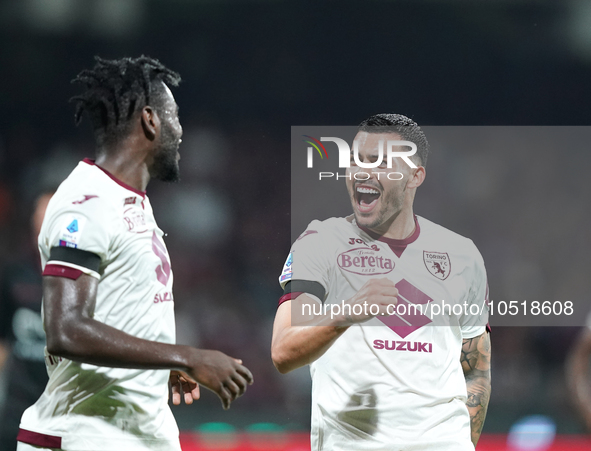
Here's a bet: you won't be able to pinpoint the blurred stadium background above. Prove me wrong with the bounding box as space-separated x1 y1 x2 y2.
1 0 591 449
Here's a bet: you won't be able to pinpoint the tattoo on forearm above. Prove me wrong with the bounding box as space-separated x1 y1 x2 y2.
461 332 491 446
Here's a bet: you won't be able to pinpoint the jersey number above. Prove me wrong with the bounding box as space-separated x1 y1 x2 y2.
152 231 171 286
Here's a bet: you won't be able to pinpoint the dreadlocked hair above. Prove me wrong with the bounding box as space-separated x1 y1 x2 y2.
358 113 429 167
70 55 181 148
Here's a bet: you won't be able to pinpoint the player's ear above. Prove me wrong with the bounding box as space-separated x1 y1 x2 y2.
140 106 160 141
407 166 426 189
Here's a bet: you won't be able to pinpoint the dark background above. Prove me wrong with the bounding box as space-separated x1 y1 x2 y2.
1 0 590 439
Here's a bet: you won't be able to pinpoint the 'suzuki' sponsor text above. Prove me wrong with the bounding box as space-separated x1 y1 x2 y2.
373 340 433 353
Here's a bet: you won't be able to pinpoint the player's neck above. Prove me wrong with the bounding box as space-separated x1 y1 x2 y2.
95 146 150 192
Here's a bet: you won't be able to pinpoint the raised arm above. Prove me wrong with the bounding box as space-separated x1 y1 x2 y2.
271 295 349 374
271 278 398 374
460 331 491 447
43 274 253 409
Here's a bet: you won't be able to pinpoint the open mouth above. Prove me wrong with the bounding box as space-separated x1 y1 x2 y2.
355 185 381 213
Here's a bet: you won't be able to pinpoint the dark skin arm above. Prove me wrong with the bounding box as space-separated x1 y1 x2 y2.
461 331 491 447
566 328 591 431
43 274 253 409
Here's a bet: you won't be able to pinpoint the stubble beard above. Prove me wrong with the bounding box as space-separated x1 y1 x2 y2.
352 186 404 232
150 123 180 183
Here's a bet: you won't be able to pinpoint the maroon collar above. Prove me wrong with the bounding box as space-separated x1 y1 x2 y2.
359 215 421 258
82 158 146 198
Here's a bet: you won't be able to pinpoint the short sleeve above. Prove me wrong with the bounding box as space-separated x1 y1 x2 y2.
40 196 116 279
278 221 332 305
460 243 489 339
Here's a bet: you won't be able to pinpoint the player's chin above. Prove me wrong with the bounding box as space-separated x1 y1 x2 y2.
154 164 180 183
354 206 381 228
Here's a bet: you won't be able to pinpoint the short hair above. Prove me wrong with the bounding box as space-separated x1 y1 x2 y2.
358 113 429 166
71 55 181 148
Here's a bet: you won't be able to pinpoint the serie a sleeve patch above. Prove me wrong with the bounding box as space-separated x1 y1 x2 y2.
279 251 293 284
57 215 87 248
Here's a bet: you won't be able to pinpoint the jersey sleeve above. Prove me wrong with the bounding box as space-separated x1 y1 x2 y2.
277 221 332 306
40 196 116 280
460 242 489 339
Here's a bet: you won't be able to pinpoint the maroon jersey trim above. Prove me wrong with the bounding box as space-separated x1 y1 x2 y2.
278 291 304 307
82 158 146 198
360 215 421 258
43 264 84 280
17 428 62 448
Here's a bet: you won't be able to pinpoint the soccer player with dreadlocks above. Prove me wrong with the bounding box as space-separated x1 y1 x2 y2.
16 56 253 451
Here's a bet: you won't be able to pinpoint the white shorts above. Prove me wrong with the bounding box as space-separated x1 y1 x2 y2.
17 442 60 451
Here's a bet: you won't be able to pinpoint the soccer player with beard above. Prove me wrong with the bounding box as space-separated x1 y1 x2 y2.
17 56 253 451
272 114 491 450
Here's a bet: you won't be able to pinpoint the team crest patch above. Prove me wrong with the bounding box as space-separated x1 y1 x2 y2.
423 251 450 280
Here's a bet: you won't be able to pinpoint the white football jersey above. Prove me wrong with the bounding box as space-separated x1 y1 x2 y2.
279 215 488 451
19 159 180 451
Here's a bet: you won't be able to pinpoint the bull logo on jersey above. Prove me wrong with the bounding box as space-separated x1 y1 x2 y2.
423 251 450 280
338 248 394 275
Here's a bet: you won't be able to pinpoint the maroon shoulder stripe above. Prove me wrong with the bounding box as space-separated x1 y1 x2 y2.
43 264 84 280
278 291 304 307
17 428 62 448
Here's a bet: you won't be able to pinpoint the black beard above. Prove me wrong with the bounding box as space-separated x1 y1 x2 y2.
150 125 180 182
